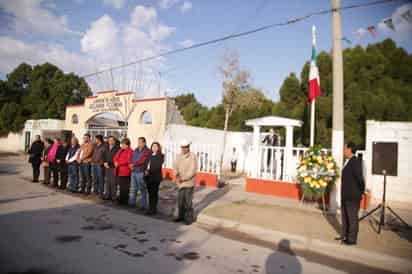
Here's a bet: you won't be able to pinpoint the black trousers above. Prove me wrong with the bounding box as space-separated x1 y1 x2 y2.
117 176 130 205
147 180 160 213
341 199 360 243
177 187 194 224
230 161 237 172
50 163 59 187
59 164 68 189
267 150 272 167
31 162 41 182
104 168 117 201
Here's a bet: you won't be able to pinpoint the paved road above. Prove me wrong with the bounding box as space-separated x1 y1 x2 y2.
0 154 394 274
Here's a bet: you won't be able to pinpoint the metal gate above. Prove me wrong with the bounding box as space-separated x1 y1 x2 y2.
87 126 128 141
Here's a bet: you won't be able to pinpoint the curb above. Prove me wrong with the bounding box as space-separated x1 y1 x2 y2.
197 214 412 274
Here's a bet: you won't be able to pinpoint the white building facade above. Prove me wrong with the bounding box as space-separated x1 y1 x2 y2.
365 120 412 204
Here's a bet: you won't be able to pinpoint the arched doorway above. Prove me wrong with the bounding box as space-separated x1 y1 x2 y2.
85 112 127 141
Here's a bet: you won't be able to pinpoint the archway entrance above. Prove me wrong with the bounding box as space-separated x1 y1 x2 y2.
86 112 127 141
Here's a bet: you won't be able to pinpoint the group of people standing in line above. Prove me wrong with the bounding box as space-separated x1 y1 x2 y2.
28 134 198 224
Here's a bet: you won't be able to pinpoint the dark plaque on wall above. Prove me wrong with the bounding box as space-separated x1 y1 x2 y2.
372 142 398 176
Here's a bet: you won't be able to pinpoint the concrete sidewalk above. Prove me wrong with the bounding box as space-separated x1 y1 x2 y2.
196 183 412 274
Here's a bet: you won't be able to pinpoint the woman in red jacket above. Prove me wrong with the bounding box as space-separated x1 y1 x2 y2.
113 138 133 205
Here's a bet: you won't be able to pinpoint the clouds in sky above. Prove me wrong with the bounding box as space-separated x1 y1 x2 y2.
159 0 180 9
79 5 175 95
80 5 175 64
0 36 94 75
159 0 192 14
81 15 119 58
179 39 194 48
103 0 126 9
0 0 80 36
180 1 193 13
0 1 180 96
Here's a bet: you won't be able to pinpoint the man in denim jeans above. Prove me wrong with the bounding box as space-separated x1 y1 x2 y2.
91 135 107 197
78 133 94 195
128 137 151 211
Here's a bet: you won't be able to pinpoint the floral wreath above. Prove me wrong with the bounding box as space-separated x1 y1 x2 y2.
297 146 339 200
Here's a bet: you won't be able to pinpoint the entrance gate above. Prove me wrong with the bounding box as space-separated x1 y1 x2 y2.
85 112 127 141
87 126 128 140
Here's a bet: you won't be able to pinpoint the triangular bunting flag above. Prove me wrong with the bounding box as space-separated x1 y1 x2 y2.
354 28 366 44
383 17 395 31
401 8 412 24
367 25 377 38
342 37 352 45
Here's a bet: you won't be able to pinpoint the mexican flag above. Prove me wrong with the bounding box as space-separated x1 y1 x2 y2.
308 43 321 103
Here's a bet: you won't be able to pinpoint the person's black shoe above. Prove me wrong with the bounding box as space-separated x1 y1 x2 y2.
173 218 183 222
343 240 357 246
334 236 346 241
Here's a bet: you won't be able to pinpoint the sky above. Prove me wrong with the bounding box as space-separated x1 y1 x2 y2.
0 0 411 107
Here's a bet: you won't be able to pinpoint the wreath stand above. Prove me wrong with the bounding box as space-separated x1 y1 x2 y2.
300 191 327 214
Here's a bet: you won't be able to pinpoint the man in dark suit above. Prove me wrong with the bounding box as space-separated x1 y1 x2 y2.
336 142 365 245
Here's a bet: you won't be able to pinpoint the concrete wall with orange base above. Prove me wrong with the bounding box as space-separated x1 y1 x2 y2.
162 168 218 188
246 177 371 210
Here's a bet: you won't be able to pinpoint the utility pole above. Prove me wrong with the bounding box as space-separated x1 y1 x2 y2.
330 0 344 213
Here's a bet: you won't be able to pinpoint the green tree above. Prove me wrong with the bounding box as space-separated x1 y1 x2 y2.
0 62 92 135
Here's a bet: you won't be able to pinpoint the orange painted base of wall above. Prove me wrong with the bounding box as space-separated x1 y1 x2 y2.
246 177 371 209
246 178 301 200
162 168 176 181
196 172 218 188
162 168 218 188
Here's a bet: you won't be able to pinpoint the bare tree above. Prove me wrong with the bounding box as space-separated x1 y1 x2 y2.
218 51 250 176
116 93 136 127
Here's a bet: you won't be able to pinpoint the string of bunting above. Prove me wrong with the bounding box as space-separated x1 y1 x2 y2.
345 4 412 45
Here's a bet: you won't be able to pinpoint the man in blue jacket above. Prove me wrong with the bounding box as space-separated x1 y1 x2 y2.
128 137 151 211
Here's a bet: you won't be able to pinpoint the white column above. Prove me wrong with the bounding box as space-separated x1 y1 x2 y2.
285 125 294 181
252 125 261 177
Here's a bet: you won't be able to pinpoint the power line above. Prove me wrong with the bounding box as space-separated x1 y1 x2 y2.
82 0 400 79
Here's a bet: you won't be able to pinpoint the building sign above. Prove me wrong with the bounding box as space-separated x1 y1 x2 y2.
88 96 123 113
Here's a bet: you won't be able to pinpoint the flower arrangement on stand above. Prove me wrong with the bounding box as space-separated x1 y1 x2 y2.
297 146 339 202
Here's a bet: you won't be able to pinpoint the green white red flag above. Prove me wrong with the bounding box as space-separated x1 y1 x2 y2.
308 40 321 103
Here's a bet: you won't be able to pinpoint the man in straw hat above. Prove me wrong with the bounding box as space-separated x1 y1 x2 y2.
173 139 198 225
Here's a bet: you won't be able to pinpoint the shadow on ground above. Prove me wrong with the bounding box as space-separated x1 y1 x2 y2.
324 213 341 235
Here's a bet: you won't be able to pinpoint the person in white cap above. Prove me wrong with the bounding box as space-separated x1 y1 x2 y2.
173 139 198 224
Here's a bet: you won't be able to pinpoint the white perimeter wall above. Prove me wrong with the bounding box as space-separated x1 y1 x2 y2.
365 120 412 204
0 132 25 152
164 124 253 172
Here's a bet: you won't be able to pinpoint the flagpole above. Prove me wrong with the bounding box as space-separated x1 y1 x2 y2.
310 99 315 147
310 25 316 147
